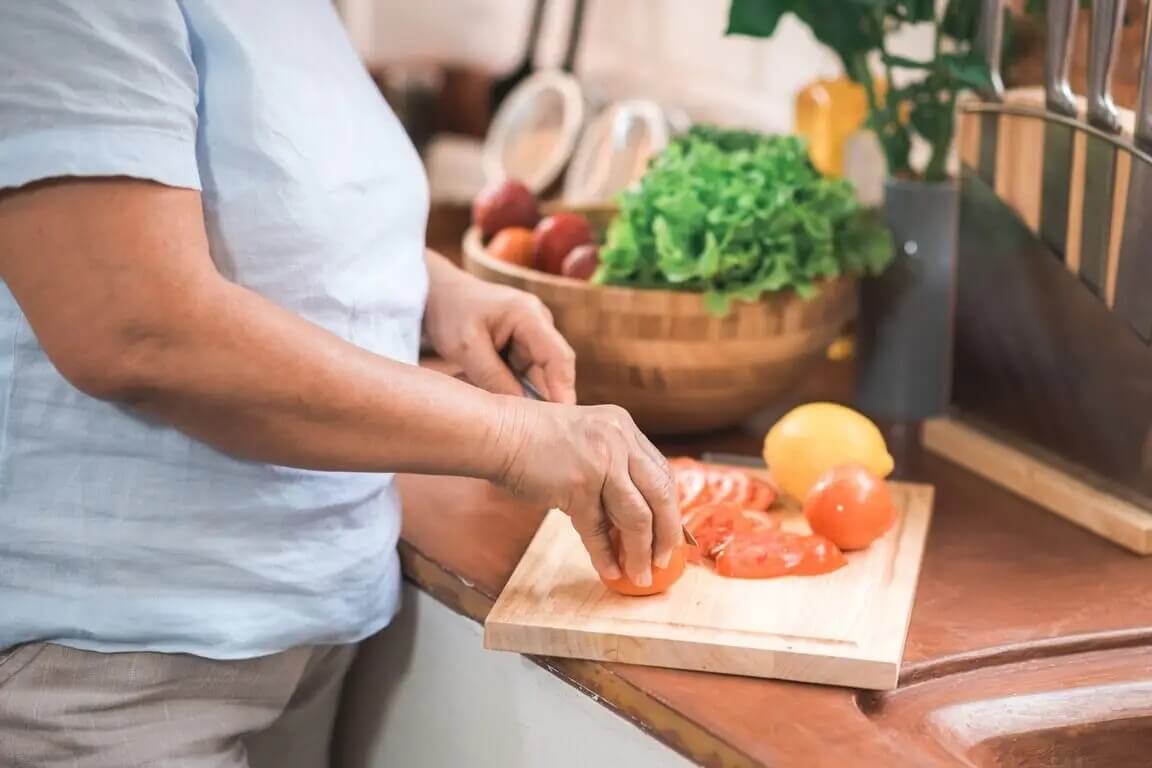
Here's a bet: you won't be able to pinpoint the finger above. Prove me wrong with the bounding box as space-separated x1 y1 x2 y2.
630 448 681 569
456 324 527 398
602 458 654 588
573 509 622 582
507 312 577 405
504 345 554 402
612 413 680 564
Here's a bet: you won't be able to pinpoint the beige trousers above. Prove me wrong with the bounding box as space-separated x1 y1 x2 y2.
0 640 357 768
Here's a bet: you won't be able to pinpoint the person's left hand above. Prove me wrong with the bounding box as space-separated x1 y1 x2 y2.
423 252 577 404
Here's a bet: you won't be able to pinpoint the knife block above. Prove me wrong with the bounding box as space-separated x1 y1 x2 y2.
923 90 1152 556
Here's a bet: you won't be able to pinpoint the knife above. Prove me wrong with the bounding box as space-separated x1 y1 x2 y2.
977 0 1006 187
499 347 697 548
1113 2 1152 339
1040 0 1081 261
1079 0 1127 295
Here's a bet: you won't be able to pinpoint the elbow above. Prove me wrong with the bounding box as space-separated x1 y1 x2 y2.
49 324 172 405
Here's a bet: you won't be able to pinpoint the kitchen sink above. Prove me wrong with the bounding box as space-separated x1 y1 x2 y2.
856 640 1152 767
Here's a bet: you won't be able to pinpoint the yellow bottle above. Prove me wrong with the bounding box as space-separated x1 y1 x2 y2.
795 76 887 362
794 75 888 177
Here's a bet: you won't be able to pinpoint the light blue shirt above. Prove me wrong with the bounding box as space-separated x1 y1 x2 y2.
0 1 429 658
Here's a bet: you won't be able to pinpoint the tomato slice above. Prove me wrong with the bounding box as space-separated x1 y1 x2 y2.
675 467 710 512
705 468 750 506
683 502 782 557
714 531 847 579
739 509 781 532
744 478 778 511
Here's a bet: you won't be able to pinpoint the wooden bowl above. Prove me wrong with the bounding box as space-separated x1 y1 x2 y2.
461 225 857 435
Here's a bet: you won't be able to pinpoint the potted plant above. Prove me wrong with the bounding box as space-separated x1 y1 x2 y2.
726 0 996 420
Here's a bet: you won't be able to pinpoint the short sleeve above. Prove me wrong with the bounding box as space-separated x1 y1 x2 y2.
0 2 201 192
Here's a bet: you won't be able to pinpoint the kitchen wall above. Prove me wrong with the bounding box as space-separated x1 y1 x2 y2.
335 0 934 136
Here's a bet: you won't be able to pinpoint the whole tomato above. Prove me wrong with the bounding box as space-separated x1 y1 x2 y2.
599 528 688 597
802 463 895 551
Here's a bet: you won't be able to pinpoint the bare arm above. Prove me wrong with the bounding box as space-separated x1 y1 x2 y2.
0 177 681 586
0 178 512 478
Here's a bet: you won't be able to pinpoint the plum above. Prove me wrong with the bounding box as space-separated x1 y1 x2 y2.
533 213 594 274
561 244 600 280
472 179 540 240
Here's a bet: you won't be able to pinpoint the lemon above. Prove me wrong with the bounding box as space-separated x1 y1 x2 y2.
762 402 894 501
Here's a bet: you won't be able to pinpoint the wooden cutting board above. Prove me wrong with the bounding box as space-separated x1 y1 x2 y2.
484 480 934 690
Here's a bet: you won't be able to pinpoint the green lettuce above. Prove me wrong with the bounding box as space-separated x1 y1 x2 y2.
593 125 893 315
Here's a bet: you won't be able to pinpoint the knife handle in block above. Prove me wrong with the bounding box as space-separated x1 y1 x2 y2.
979 0 1005 100
1135 1 1152 148
1087 0 1126 132
1046 0 1080 117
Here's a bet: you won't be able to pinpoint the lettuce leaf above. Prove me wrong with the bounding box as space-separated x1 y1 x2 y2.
593 126 893 315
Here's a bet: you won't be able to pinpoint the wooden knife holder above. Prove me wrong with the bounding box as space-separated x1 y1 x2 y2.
924 88 1152 556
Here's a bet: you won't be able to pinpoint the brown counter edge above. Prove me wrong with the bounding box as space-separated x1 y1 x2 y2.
397 540 764 768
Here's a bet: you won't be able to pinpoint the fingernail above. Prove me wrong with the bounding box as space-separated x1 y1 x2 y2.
654 550 672 569
602 563 622 581
634 568 652 588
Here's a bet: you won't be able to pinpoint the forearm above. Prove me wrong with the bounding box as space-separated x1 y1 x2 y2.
125 277 521 479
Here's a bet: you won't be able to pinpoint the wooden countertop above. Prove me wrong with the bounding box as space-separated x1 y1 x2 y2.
396 358 1152 767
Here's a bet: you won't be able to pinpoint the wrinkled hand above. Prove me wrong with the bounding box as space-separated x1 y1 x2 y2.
424 257 576 404
494 399 682 587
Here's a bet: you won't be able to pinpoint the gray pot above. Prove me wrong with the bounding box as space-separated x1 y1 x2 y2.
855 177 960 421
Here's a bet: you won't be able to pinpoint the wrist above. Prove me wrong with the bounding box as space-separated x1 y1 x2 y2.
423 252 471 339
475 392 535 485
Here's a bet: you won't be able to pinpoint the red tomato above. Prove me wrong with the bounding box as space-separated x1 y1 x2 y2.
675 467 710 511
739 509 782 532
803 463 896 551
744 478 778 511
684 503 781 557
714 530 847 579
600 529 689 597
706 468 750 505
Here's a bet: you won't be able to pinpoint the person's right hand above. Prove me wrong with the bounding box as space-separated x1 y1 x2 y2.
493 399 681 587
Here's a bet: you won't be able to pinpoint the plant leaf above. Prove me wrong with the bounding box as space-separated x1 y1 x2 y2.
725 0 792 37
940 51 994 91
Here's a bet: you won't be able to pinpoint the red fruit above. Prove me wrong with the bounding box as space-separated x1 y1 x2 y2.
533 213 594 274
803 463 896 551
472 179 540 240
486 227 535 268
561 244 599 279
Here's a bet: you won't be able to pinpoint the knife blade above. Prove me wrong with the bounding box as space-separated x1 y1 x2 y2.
1079 0 1127 295
1040 0 1081 261
977 0 1006 186
498 347 697 548
1113 2 1152 339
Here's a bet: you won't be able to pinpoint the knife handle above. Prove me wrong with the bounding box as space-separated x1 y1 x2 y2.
1046 0 1080 117
1135 1 1152 147
1087 0 1126 132
979 0 1005 100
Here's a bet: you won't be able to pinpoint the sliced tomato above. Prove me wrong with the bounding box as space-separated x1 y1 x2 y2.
744 478 778 511
714 531 847 579
684 502 773 557
675 467 710 512
684 503 744 556
705 468 750 506
739 508 782 532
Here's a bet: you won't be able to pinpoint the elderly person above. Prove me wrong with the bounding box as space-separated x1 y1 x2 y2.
0 3 679 766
